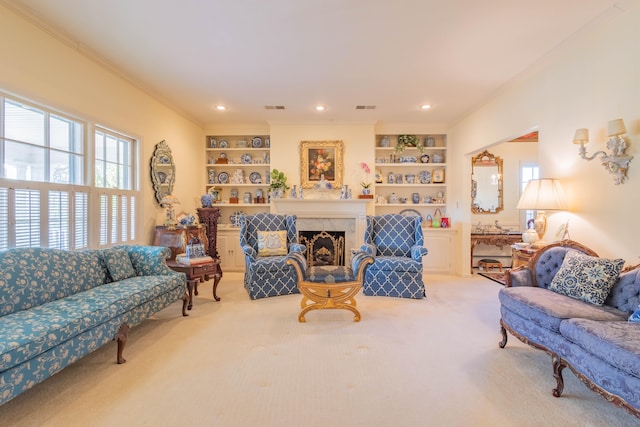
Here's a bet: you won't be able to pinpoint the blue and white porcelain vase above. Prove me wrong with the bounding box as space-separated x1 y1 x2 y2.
201 193 214 207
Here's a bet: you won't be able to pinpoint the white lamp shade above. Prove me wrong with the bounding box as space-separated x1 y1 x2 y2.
516 179 568 211
573 128 589 144
607 119 626 137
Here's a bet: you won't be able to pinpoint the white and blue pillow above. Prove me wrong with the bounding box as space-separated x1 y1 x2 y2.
630 306 640 323
548 250 624 306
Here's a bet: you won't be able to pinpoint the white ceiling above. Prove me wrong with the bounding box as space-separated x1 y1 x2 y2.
7 0 622 127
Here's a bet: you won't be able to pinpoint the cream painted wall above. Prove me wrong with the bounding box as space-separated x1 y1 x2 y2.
269 122 376 211
451 3 640 271
0 5 204 245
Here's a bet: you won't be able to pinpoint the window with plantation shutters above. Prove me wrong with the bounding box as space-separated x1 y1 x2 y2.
48 190 70 249
0 92 140 249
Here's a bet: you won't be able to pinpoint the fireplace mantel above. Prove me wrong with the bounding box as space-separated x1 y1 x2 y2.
272 199 372 258
271 198 371 218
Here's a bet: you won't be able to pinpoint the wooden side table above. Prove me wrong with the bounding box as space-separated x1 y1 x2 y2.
511 245 543 269
167 259 223 310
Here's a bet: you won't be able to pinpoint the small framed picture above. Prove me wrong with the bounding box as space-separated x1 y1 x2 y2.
432 169 445 183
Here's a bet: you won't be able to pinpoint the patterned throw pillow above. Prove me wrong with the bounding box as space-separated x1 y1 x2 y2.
257 230 288 257
629 306 640 323
549 250 624 306
103 248 137 281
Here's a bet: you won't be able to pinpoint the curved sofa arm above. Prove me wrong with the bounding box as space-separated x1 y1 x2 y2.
289 243 306 254
285 252 308 280
241 245 258 261
115 245 176 276
506 266 534 288
360 243 377 256
411 245 428 261
351 251 375 279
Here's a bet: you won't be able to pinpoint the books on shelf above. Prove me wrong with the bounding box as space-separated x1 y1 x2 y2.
175 254 214 266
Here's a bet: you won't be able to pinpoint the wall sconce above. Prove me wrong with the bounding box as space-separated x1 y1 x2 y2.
573 118 633 185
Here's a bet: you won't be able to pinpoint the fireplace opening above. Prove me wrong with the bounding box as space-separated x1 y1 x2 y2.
299 230 346 267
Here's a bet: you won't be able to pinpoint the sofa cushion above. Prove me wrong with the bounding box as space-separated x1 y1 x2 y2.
103 248 137 281
305 265 355 283
0 274 183 373
367 256 423 273
559 318 640 379
257 230 288 257
630 305 640 323
0 248 109 316
548 250 624 305
498 287 627 333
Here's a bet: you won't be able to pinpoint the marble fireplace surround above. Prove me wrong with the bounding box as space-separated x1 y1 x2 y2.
271 199 371 263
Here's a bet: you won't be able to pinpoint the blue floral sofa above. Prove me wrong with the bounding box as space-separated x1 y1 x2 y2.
499 240 640 418
0 245 187 405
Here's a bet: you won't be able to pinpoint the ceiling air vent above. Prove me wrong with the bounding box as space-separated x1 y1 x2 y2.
265 105 286 110
355 105 376 110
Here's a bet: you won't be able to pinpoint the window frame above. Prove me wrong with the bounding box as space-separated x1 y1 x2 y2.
0 91 141 250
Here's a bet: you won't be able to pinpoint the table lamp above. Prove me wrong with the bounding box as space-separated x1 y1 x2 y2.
516 178 568 243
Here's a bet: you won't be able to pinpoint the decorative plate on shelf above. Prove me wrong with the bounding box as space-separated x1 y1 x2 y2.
218 140 229 148
252 137 262 148
249 172 262 184
241 153 252 164
217 171 229 184
419 170 432 184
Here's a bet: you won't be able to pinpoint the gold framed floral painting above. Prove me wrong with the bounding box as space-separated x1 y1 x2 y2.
300 140 344 188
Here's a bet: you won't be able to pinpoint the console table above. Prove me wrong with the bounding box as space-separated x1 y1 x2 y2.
470 232 522 272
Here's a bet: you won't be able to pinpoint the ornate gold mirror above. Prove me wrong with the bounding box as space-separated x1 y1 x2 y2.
150 140 176 204
471 150 503 213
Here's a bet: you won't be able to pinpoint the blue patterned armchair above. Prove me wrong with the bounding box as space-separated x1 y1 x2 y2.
360 214 428 298
239 213 306 299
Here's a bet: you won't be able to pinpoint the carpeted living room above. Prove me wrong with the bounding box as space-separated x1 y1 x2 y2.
1 273 637 427
1 1 640 426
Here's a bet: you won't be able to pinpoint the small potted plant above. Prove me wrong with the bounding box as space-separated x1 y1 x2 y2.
359 162 373 198
395 134 425 153
268 169 290 198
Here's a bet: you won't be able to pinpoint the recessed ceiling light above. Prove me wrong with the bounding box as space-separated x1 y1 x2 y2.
420 104 431 110
215 105 226 111
314 105 326 112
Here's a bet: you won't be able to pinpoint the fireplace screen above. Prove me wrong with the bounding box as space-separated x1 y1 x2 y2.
299 230 345 267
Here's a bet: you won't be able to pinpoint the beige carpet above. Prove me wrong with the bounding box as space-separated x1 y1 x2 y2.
0 273 637 427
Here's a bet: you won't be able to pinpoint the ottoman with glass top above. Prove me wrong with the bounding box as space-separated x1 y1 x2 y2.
286 252 374 322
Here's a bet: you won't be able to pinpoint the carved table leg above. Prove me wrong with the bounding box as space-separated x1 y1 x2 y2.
182 291 189 317
499 322 508 348
211 265 223 301
552 355 566 397
114 323 130 364
186 279 196 310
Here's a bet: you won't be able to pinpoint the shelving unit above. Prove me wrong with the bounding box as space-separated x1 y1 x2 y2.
373 134 447 219
205 135 271 225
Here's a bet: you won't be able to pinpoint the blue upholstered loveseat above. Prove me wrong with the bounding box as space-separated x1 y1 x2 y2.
499 240 640 418
0 245 187 406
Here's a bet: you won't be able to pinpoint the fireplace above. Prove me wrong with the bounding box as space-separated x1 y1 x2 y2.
271 199 371 265
299 230 346 266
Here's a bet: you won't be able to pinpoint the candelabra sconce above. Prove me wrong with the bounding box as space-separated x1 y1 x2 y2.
573 119 633 185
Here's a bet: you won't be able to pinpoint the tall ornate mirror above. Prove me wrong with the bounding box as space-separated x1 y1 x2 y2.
150 140 176 204
471 150 503 213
